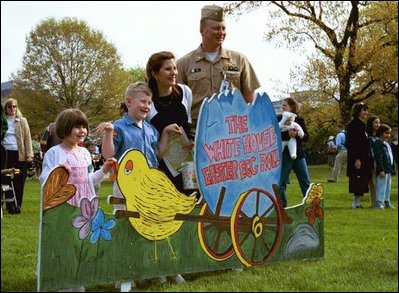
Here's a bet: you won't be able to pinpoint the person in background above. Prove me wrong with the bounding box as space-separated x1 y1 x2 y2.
365 115 381 207
177 4 260 135
1 106 7 141
118 102 128 117
278 111 304 160
346 103 373 209
373 124 395 209
328 124 347 182
1 106 9 168
32 133 43 178
389 133 398 174
40 121 63 154
146 51 193 195
278 97 311 208
326 135 337 169
1 98 34 214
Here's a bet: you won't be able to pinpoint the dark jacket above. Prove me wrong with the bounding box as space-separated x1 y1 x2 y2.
278 115 309 159
346 117 373 193
373 139 395 175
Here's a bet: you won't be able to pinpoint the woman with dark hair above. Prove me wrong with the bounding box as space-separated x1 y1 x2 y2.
146 51 193 194
346 103 373 208
278 97 311 207
145 51 193 284
365 115 381 207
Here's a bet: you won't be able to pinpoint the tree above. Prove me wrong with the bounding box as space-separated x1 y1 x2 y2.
11 17 130 133
225 1 398 124
127 66 146 83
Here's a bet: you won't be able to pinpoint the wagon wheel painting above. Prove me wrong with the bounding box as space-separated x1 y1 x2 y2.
197 187 235 261
230 188 283 267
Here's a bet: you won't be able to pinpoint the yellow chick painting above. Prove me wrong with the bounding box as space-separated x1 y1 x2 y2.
115 149 197 260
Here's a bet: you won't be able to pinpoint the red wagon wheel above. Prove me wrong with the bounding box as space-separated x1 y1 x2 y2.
230 188 283 266
197 203 235 261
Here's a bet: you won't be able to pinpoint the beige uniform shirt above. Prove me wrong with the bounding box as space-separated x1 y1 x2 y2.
177 45 260 123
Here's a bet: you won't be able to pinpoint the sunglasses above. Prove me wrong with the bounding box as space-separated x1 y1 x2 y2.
7 105 17 108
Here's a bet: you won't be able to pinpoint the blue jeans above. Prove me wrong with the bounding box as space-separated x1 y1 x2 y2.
279 151 311 207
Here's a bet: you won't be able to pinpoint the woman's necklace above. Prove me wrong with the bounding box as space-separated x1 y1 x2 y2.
157 97 172 107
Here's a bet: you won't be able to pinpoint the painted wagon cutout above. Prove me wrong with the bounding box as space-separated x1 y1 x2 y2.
109 90 289 267
194 90 288 266
38 90 324 291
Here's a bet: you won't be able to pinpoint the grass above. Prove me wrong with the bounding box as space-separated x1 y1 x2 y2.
1 165 398 292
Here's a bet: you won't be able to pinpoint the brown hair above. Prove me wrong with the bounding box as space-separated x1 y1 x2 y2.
283 97 299 114
376 123 391 138
146 51 180 101
351 103 368 119
55 109 89 139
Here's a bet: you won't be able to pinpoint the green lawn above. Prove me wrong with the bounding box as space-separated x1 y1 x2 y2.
1 165 398 292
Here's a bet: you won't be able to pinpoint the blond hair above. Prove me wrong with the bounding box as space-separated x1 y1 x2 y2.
3 98 22 118
125 82 152 99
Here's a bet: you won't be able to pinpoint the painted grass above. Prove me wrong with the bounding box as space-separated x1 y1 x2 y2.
1 165 397 292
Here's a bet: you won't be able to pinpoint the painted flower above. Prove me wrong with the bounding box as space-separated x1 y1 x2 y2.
305 197 323 225
72 197 99 239
90 209 116 244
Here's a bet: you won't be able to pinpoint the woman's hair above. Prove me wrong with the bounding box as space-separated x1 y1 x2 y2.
376 123 391 138
119 102 128 112
55 109 89 139
365 115 379 136
84 138 94 148
125 82 152 99
283 97 299 114
3 98 22 118
34 132 41 140
351 103 368 119
146 51 180 101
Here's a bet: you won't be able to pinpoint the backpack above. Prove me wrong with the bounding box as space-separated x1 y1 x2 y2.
327 139 337 154
342 132 347 148
327 145 337 154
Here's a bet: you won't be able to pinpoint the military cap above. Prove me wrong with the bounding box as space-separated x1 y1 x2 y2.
201 5 224 21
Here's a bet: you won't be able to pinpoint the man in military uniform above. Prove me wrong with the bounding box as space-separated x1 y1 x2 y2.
177 4 260 132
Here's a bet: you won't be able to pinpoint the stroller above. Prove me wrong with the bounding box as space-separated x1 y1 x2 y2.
1 145 20 216
1 168 20 216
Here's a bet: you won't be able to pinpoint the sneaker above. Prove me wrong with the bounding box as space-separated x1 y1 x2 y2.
352 205 363 209
384 201 396 209
170 274 185 284
116 281 136 291
327 179 336 182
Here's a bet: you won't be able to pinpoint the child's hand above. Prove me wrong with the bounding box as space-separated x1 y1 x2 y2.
164 123 182 135
183 140 194 150
289 129 297 138
96 122 114 135
101 157 117 174
59 164 71 173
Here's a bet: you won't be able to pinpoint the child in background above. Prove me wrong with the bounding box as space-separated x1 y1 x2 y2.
39 109 116 207
279 111 304 160
373 124 395 209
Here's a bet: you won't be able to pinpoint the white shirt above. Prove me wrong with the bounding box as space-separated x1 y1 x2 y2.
39 145 106 196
